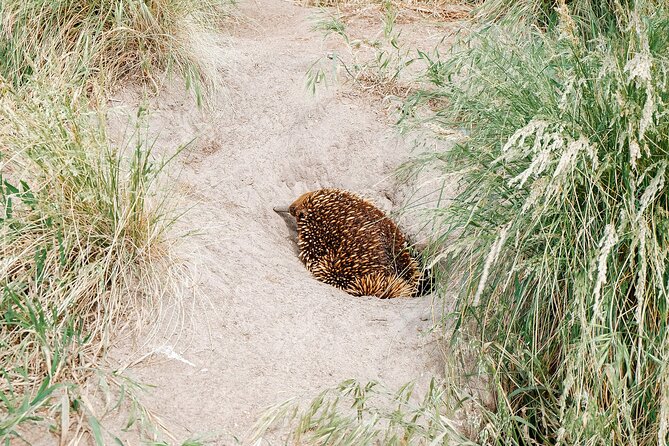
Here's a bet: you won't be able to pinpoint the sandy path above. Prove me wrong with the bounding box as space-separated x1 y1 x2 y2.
107 1 441 443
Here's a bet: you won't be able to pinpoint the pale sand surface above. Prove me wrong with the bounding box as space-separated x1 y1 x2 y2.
99 1 446 444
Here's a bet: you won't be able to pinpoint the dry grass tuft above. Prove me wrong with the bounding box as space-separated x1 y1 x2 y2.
0 0 231 99
296 0 474 19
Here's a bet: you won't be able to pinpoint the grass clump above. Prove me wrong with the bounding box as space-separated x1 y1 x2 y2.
299 0 474 19
0 0 229 96
253 379 477 446
399 0 669 444
0 0 225 441
0 76 173 441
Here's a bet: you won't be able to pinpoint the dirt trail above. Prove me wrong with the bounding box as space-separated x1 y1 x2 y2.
108 1 441 443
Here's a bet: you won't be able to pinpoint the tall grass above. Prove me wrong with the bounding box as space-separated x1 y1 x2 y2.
473 0 627 28
399 0 669 444
0 0 226 441
0 75 175 441
0 0 229 98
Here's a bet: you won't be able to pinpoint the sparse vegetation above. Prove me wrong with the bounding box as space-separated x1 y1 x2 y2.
300 0 474 18
253 379 478 446
306 4 422 101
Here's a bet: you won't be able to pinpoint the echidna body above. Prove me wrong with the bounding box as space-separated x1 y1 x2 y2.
284 189 420 298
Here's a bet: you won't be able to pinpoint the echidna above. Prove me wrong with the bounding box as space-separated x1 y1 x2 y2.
274 188 427 299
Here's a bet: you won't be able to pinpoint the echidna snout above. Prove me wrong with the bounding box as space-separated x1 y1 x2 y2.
274 191 311 217
277 188 426 299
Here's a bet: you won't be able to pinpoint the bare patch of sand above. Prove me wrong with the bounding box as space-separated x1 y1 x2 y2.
104 1 448 443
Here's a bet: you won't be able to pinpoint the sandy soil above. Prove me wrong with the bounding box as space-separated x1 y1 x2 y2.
104 1 446 444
